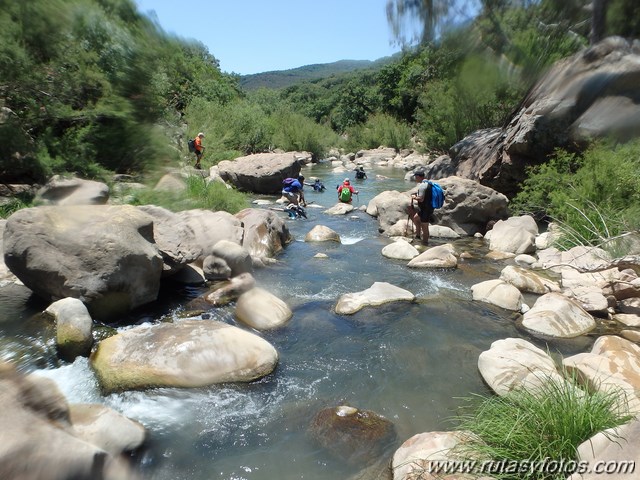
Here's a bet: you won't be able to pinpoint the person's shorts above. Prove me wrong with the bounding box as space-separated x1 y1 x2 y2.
282 190 298 202
417 206 434 222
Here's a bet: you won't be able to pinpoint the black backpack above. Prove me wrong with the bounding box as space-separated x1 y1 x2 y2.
187 138 196 153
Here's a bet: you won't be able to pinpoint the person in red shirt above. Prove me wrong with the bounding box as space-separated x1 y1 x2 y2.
337 178 358 203
194 132 205 169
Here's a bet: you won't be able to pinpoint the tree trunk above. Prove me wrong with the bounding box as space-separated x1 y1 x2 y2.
590 0 610 44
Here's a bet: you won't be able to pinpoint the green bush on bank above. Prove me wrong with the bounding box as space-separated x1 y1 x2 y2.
344 113 412 152
128 175 248 214
270 110 340 160
511 140 640 251
453 373 633 480
186 98 339 162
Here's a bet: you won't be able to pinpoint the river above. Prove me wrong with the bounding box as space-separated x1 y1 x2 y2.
0 162 591 479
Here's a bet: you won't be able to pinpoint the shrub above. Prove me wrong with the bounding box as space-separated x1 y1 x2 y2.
186 98 272 157
344 113 412 152
129 174 248 213
270 109 339 160
453 372 633 480
511 140 640 251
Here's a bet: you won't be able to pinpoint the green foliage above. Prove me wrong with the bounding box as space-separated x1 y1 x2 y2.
270 110 339 160
511 141 640 250
129 174 248 213
344 113 412 152
0 193 33 219
0 0 240 183
454 372 633 480
186 98 272 158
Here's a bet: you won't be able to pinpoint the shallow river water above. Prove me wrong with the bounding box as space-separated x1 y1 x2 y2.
0 162 593 480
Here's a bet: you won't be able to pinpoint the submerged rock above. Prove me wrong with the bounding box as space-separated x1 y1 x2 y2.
335 282 414 315
309 405 397 466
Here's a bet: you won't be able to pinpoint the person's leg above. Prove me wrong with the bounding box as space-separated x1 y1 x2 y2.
286 192 299 205
194 152 202 169
421 222 430 245
411 212 422 238
419 209 431 245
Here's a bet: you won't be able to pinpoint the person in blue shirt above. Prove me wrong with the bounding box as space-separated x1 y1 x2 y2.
282 176 306 206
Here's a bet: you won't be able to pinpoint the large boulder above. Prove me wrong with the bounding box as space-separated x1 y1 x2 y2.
432 177 509 235
487 215 538 254
365 190 411 234
210 240 253 277
0 219 18 284
218 152 306 193
235 208 292 259
563 335 640 414
137 205 200 277
3 205 163 320
521 292 596 338
391 430 473 480
68 403 146 455
174 209 245 262
34 175 109 206
429 37 640 197
0 363 137 480
367 177 508 237
235 287 292 330
478 338 562 396
90 319 278 393
567 419 640 480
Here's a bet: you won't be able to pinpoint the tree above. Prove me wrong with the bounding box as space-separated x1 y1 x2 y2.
387 0 631 47
386 0 474 44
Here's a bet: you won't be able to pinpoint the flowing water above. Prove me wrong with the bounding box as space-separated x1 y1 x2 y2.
0 162 593 479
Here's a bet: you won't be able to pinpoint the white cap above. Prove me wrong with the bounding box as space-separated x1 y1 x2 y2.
197 132 205 137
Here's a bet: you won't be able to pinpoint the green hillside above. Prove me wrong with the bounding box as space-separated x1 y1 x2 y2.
239 56 397 90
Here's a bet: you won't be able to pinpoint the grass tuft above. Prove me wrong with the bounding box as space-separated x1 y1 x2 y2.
452 371 633 479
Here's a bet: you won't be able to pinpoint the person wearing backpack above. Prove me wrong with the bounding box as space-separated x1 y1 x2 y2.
337 178 358 203
408 170 433 245
193 132 205 169
282 176 305 206
354 166 367 180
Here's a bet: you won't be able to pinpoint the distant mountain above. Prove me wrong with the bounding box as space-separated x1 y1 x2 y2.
239 56 398 91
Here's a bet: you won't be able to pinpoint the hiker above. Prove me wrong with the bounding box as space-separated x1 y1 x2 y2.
282 177 305 206
408 170 433 245
312 178 326 192
193 132 205 169
355 166 367 180
336 178 358 204
297 175 308 206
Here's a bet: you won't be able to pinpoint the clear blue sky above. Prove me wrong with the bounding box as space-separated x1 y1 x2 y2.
133 0 401 75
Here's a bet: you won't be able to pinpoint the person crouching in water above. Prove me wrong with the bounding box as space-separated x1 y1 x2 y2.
408 170 432 245
337 178 358 203
282 176 306 206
